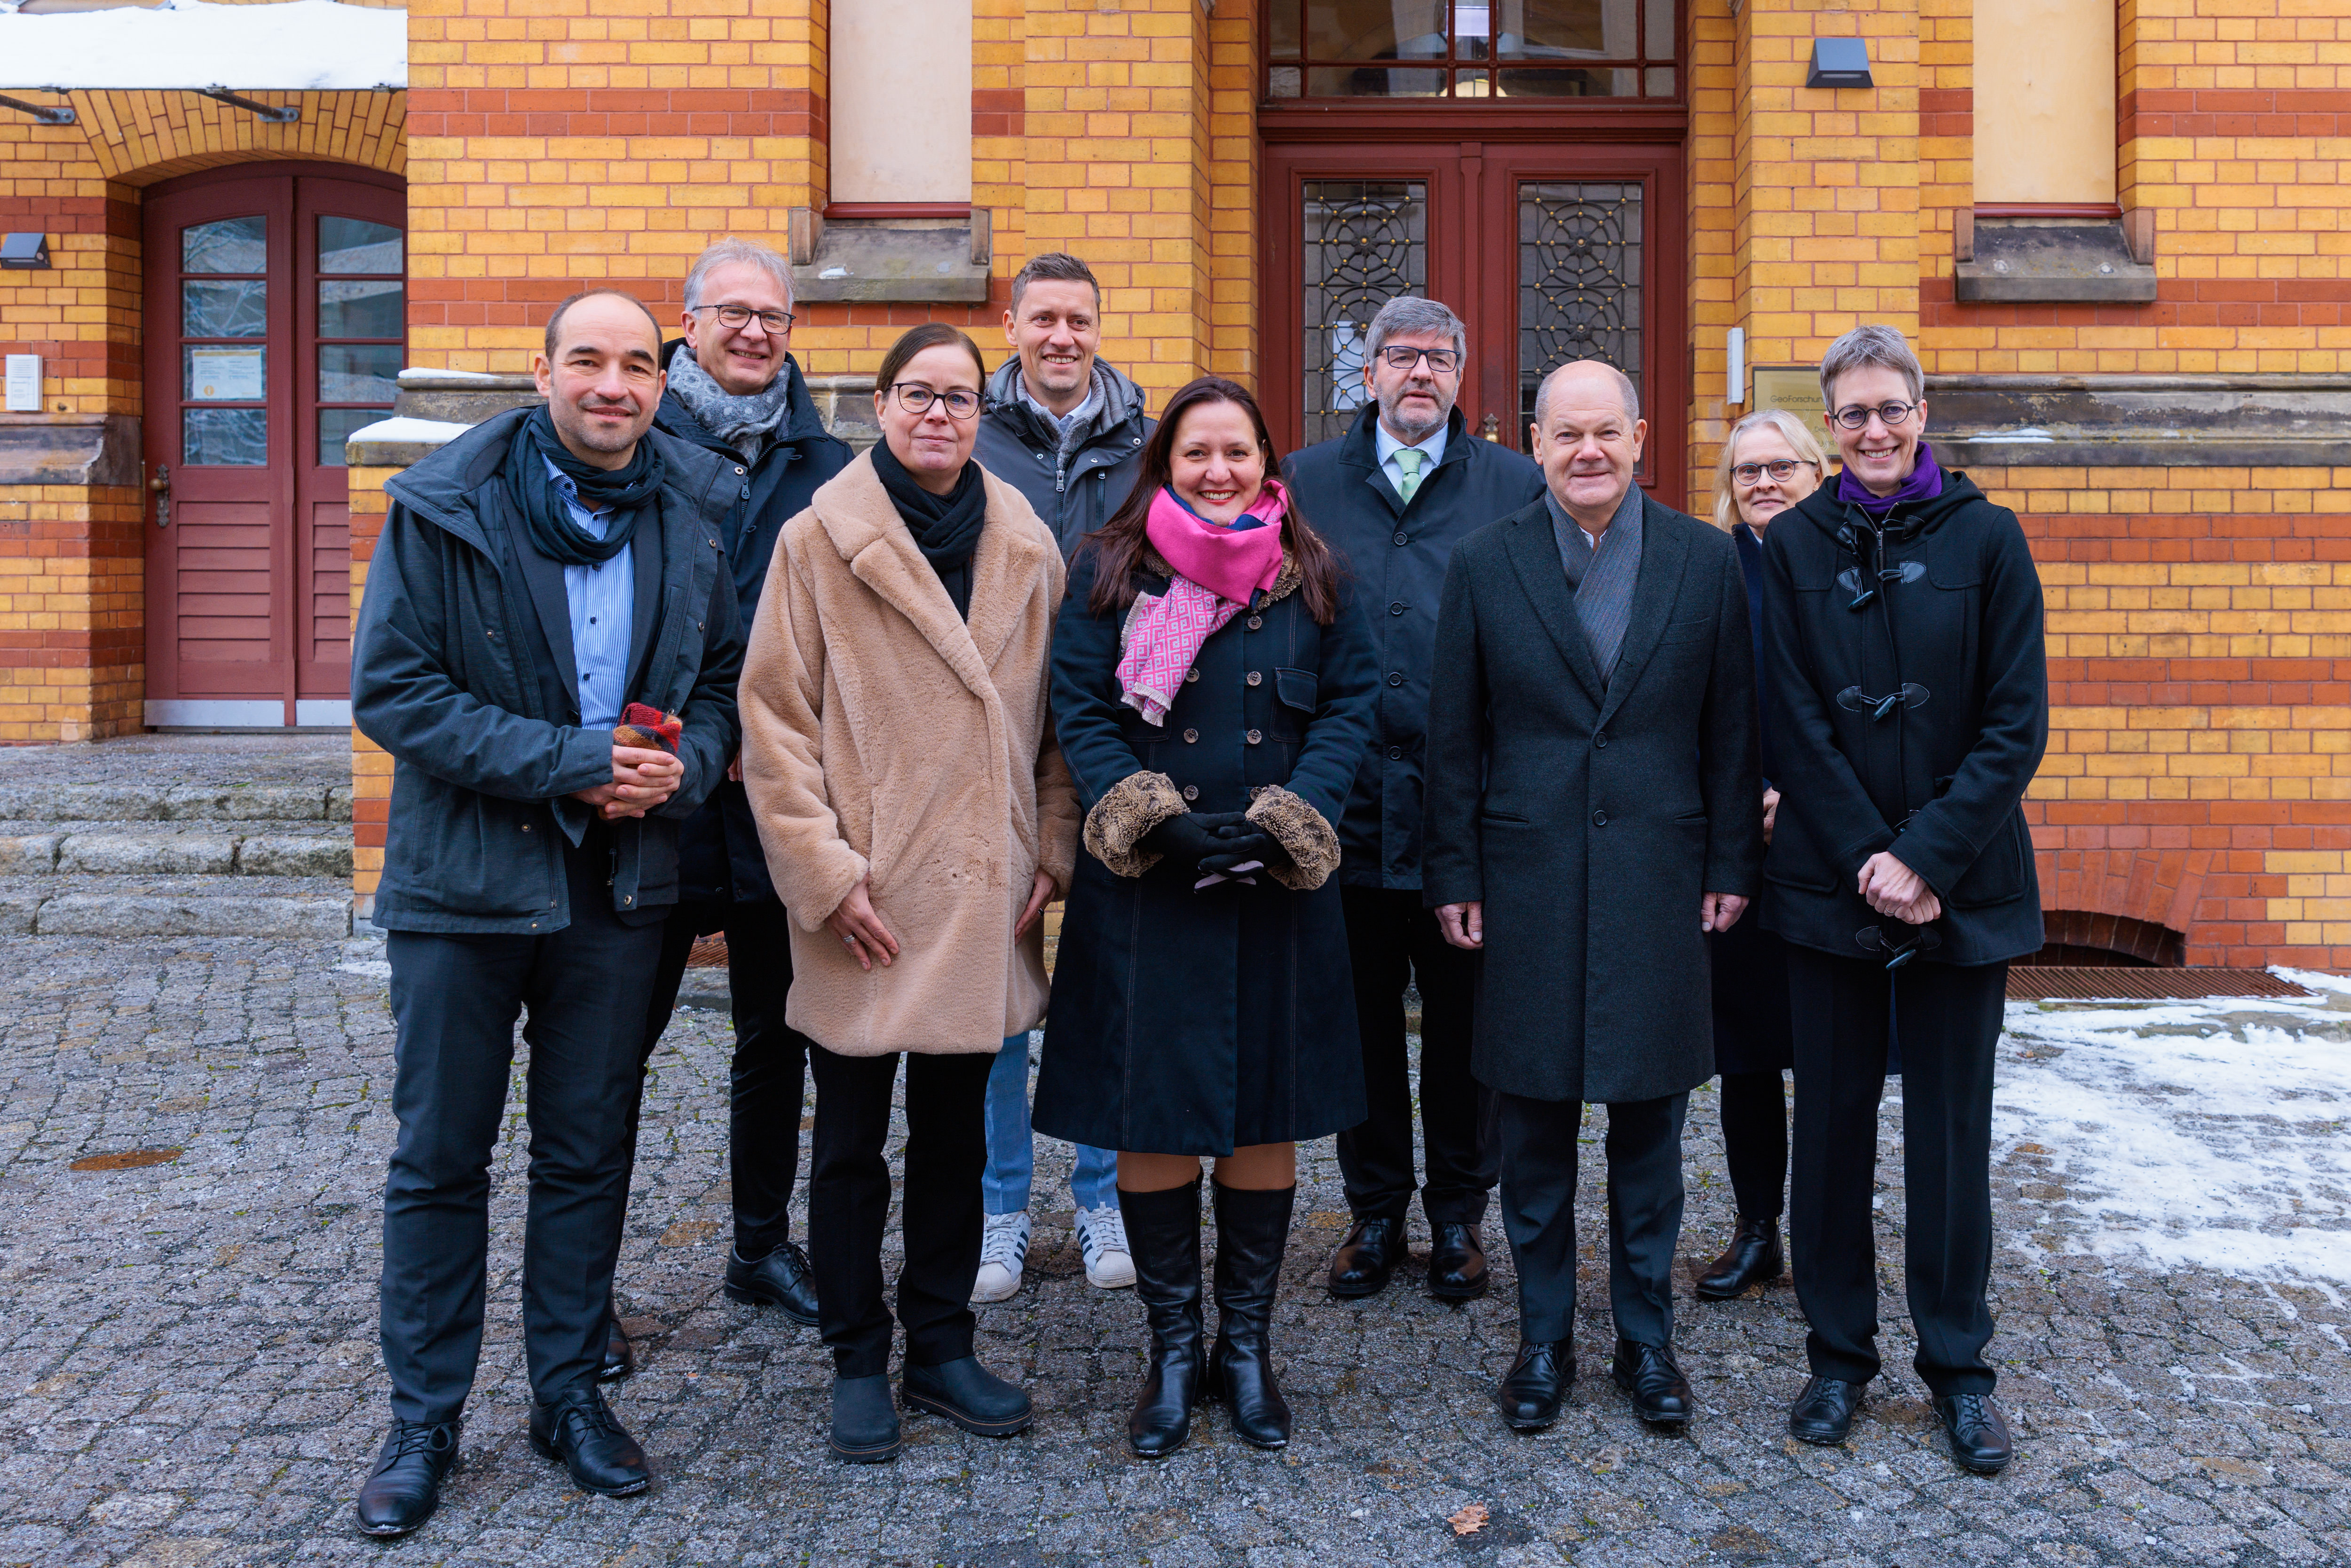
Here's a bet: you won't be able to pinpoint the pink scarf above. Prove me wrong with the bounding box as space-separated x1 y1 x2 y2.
1115 482 1290 726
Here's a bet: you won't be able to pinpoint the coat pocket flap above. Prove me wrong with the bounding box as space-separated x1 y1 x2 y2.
1274 667 1318 711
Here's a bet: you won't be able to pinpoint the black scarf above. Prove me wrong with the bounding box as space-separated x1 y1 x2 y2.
870 436 987 620
506 406 666 567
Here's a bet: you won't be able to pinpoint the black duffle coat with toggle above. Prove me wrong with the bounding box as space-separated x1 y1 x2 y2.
1033 543 1381 1156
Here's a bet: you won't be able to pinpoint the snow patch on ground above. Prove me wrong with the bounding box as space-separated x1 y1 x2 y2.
1 1 407 93
1995 978 2351 1284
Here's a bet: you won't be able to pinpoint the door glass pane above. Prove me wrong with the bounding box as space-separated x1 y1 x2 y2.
1499 0 1634 57
1307 0 1445 60
319 279 403 338
1644 0 1675 59
184 407 267 466
183 279 267 338
1520 182 1643 448
318 344 401 402
1306 64 1448 97
318 216 402 274
182 216 266 275
1646 66 1675 95
185 344 266 402
318 407 386 467
1302 180 1426 446
1497 66 1636 96
1270 0 1302 57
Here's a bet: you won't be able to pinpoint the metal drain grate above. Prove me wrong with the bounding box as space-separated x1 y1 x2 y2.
2007 966 2316 1001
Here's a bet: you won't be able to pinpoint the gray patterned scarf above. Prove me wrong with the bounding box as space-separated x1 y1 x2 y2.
666 343 796 463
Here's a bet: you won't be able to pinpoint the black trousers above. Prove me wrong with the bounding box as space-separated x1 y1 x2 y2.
1496 1091 1688 1348
639 898 810 1257
1719 1070 1788 1221
379 832 664 1425
1787 947 2005 1395
807 1045 994 1378
1336 886 1497 1226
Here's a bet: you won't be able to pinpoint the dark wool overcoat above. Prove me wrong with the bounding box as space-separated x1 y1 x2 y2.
1283 406 1546 890
1033 544 1380 1156
1710 520 1795 1076
1758 471 2048 966
1421 494 1764 1105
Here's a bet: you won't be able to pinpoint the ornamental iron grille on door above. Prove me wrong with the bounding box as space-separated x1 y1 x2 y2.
1517 181 1642 443
1301 181 1428 445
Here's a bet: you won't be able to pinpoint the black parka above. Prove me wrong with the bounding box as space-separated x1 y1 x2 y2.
353 408 742 933
1421 496 1764 1104
651 339 853 909
1032 546 1380 1156
1758 471 2048 966
971 357 1154 558
1283 406 1546 889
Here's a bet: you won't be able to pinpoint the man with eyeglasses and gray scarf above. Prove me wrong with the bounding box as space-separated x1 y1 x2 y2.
1283 296 1544 1307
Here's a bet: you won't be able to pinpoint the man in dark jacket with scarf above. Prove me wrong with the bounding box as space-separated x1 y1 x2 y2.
623 239 851 1352
348 289 742 1535
1284 295 1544 1304
1760 324 2047 1477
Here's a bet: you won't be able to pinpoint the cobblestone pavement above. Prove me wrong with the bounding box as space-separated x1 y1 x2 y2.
1 936 2346 1567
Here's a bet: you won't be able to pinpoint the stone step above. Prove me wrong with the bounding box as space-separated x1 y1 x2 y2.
0 824 351 878
0 781 350 823
0 874 352 938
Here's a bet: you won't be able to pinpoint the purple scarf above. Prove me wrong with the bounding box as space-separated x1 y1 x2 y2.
1836 440 1944 518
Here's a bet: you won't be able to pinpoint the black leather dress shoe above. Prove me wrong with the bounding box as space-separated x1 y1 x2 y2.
724 1242 820 1327
1788 1376 1866 1445
902 1356 1034 1437
1933 1392 2015 1475
1493 1339 1571 1431
528 1387 651 1497
1693 1216 1784 1301
354 1419 459 1537
598 1309 634 1382
829 1373 901 1463
1326 1215 1402 1299
1426 1222 1489 1301
1609 1339 1693 1426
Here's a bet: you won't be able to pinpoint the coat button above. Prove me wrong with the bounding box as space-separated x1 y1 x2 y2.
1182 785 1199 801
1387 745 1403 760
1393 532 1408 546
521 822 533 832
1246 730 1262 745
1389 601 1405 615
549 898 558 907
1387 672 1404 687
1247 615 1263 630
1246 670 1262 686
734 465 745 475
623 894 633 905
1594 731 1608 748
1183 728 1199 743
1593 810 1609 827
1185 668 1200 683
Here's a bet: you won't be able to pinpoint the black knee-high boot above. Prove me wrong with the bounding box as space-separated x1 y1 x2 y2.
1120 1180 1205 1458
1208 1182 1294 1450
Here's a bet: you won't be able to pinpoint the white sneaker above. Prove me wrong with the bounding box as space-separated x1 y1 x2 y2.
1076 1205 1135 1290
971 1211 1031 1304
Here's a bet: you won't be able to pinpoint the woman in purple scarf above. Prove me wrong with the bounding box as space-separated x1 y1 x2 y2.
1755 325 2049 1478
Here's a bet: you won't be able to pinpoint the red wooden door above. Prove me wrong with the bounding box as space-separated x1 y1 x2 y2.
143 164 402 728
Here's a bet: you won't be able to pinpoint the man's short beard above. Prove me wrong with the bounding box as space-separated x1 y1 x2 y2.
560 403 642 454
1378 386 1448 443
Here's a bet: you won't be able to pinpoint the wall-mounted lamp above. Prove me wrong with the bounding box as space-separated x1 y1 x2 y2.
0 233 53 270
1807 39 1873 88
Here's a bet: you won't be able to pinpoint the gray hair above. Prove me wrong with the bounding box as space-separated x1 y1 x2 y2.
683 237 794 312
1817 323 1923 408
1365 295 1467 362
1710 407 1829 530
1532 359 1640 427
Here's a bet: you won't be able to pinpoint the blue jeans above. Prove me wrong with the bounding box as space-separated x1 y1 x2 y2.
982 1032 1120 1215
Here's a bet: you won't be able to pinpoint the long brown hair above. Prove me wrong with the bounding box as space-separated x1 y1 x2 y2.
1080 376 1344 625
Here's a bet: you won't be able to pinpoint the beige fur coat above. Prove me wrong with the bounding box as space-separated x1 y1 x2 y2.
739 452 1080 1055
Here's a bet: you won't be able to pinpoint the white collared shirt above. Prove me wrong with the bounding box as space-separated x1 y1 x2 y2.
1373 417 1449 500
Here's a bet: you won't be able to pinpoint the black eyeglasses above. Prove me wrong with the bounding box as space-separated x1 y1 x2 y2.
1376 345 1462 374
1733 458 1815 485
1831 400 1919 430
692 304 795 333
888 383 981 420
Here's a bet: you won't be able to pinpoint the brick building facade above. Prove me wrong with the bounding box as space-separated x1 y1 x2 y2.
2 0 2346 965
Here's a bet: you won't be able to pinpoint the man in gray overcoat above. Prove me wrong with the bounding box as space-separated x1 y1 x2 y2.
1423 360 1763 1433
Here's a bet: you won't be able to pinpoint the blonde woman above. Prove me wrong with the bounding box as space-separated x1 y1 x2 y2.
1691 408 1824 1306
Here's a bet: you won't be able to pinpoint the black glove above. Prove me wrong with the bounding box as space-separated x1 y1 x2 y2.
1198 828 1278 876
1141 812 1244 873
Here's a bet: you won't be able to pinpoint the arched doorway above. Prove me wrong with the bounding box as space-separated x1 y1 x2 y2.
141 162 404 728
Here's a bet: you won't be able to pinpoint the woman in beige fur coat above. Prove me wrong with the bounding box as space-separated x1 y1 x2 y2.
738 323 1078 1465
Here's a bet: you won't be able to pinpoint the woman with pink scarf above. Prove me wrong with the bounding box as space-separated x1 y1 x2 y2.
1034 376 1378 1459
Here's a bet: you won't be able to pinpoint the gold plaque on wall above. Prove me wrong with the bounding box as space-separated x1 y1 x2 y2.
1748 367 1826 426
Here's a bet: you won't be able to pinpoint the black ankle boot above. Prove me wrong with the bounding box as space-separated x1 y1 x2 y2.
1207 1182 1294 1451
1121 1181 1206 1458
1693 1216 1784 1301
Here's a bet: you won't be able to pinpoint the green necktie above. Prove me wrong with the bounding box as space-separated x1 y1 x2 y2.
1395 445 1425 505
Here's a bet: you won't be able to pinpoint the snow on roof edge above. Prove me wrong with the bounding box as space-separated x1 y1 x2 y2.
1 1 408 94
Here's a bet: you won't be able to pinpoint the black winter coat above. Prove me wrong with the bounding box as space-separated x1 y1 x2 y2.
1422 496 1764 1104
1033 545 1380 1156
354 408 742 933
1283 407 1546 889
1759 471 2048 966
971 357 1154 558
652 341 854 911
